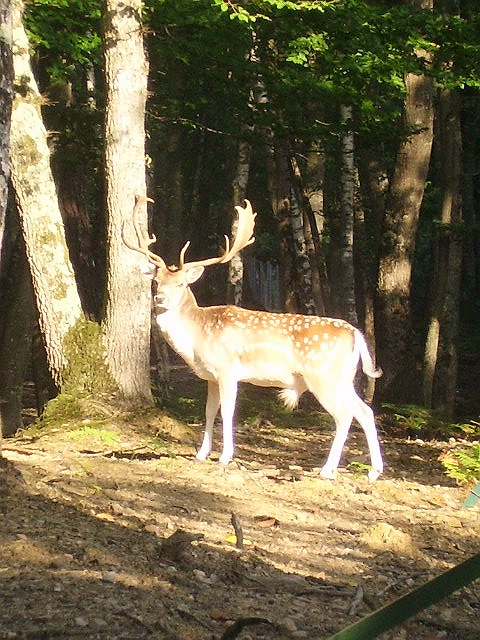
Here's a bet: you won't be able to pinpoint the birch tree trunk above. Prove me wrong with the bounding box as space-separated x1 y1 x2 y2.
337 104 358 325
266 143 315 314
376 46 434 401
101 0 153 404
9 0 83 387
228 138 251 305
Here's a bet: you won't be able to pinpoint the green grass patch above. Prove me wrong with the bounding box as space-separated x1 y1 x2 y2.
347 461 372 475
66 424 120 446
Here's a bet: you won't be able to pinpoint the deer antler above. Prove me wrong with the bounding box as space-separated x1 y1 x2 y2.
122 195 166 268
179 200 256 270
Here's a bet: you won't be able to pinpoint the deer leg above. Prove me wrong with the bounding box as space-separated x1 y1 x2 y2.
352 395 383 482
196 380 220 461
304 370 353 480
310 388 354 480
320 415 352 480
218 378 238 465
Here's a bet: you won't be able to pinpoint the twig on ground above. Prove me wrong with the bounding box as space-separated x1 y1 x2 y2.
348 584 364 615
230 512 244 549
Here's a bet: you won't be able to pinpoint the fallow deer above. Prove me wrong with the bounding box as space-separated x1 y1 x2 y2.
124 197 384 481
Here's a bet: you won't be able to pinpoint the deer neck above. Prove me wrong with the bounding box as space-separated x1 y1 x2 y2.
154 287 206 369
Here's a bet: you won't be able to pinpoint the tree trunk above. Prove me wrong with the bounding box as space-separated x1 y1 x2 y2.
303 144 330 315
0 0 13 272
0 0 13 449
266 143 314 314
357 144 388 263
265 142 289 309
376 56 434 402
101 0 153 405
423 89 463 416
39 65 104 321
52 148 102 320
162 125 184 265
9 0 84 387
289 154 317 315
228 138 251 305
356 144 389 398
354 167 379 403
461 93 479 308
337 104 358 325
288 184 316 315
0 236 36 436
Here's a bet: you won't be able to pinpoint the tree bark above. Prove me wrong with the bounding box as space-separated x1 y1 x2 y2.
266 143 292 310
9 0 84 387
288 183 316 315
0 0 13 271
0 0 13 448
303 144 330 315
423 89 463 416
0 235 36 436
460 92 480 309
376 57 434 402
52 143 102 320
228 138 251 305
354 167 379 403
337 104 358 325
266 143 314 314
101 0 153 404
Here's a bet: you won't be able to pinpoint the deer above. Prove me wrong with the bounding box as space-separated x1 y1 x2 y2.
124 197 384 481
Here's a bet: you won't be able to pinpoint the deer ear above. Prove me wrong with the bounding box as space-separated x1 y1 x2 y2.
185 265 205 284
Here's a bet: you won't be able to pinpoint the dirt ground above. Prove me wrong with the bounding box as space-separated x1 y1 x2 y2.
1 369 479 640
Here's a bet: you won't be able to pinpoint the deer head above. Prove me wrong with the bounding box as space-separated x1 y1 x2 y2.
124 197 256 313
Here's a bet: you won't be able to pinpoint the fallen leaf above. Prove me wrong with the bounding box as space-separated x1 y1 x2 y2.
254 515 280 528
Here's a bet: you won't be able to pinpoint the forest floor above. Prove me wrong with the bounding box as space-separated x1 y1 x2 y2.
0 366 479 640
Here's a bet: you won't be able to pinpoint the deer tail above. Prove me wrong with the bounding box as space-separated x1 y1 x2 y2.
355 330 382 379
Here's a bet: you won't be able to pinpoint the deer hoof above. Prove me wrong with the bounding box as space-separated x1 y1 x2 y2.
368 468 382 482
219 454 233 466
319 467 337 481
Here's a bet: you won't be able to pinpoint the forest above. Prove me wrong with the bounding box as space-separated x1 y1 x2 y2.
0 3 480 638
0 0 480 462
